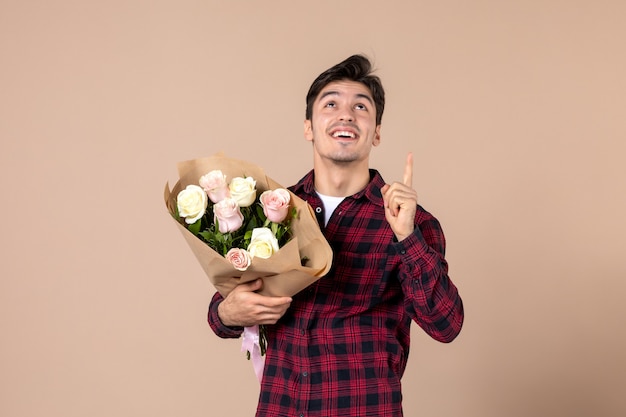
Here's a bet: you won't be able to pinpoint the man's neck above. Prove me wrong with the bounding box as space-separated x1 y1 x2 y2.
313 159 370 197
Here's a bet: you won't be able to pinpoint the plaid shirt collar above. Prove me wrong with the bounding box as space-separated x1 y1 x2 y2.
291 168 385 205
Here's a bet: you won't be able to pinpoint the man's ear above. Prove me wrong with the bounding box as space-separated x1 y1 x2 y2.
373 125 381 146
304 119 313 141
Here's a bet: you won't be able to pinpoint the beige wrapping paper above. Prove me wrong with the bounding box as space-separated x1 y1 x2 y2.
164 153 333 297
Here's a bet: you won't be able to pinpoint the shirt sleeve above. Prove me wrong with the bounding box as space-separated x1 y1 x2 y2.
393 210 464 343
207 291 245 339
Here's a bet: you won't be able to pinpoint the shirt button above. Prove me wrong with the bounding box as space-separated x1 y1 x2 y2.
302 371 308 377
315 206 322 213
300 329 305 336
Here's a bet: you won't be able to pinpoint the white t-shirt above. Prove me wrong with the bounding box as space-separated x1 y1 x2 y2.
316 192 345 226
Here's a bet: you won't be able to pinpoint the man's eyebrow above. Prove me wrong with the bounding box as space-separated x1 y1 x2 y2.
318 90 374 105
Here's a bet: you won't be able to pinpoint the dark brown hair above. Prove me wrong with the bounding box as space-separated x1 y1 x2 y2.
305 54 385 125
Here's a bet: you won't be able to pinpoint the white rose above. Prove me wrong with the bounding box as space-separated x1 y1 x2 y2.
247 227 279 259
176 184 208 224
229 177 256 207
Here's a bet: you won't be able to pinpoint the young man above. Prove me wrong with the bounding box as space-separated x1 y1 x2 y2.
208 55 464 416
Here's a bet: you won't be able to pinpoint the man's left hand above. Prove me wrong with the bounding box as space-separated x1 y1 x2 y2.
381 152 418 241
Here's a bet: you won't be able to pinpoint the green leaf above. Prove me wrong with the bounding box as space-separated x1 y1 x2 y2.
198 231 212 241
188 219 201 235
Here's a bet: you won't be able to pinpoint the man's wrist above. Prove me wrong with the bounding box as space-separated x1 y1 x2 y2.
217 300 242 328
217 301 231 326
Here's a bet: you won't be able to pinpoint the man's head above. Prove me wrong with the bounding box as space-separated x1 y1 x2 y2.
305 54 385 125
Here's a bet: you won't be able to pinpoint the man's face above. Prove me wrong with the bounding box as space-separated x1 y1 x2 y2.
304 80 381 165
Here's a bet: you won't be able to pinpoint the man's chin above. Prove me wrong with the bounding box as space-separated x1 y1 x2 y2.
328 153 361 165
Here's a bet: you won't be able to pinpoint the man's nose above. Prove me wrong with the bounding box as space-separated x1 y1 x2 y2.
338 107 355 122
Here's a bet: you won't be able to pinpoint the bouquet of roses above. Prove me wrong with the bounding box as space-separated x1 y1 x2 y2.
164 153 332 381
176 170 295 275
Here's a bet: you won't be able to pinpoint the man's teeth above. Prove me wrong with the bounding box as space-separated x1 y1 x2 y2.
332 131 356 138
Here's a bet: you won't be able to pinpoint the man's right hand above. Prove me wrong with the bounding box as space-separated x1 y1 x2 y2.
217 278 292 327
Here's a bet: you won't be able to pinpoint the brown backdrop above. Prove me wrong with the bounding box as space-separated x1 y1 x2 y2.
1 1 625 416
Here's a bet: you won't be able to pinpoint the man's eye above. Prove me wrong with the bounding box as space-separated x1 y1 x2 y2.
355 104 366 110
325 102 336 108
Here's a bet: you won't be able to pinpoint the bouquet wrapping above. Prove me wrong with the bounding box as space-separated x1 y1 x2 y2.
164 153 333 380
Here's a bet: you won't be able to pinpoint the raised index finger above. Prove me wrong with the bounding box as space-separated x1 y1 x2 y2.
403 152 413 187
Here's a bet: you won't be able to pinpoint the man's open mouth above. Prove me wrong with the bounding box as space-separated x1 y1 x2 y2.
331 130 357 139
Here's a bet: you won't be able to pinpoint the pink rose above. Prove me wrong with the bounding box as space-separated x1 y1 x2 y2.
199 170 230 203
213 197 244 233
259 189 291 223
225 248 251 271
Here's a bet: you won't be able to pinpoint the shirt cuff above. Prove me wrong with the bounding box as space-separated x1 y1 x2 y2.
208 298 244 339
392 227 430 262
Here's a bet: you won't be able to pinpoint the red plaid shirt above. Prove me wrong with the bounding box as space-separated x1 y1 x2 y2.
208 170 464 416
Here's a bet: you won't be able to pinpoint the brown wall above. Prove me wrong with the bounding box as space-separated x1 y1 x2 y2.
1 1 625 416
